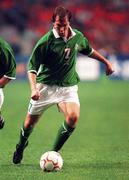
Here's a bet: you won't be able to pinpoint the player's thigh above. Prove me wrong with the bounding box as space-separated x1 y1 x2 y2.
58 102 80 120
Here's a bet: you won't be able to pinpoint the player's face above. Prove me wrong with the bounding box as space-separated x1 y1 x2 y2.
53 15 70 38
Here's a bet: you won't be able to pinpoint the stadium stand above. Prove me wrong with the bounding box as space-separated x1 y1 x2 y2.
0 0 129 56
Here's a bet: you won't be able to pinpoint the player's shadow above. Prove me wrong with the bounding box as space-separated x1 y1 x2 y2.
66 161 129 170
1 161 129 172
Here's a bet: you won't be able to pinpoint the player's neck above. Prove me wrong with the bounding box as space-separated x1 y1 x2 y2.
65 28 72 40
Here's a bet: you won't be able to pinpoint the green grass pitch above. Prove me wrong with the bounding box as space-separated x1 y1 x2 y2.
0 78 129 180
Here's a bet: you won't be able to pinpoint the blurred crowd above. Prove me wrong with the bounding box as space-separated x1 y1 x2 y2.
0 0 129 56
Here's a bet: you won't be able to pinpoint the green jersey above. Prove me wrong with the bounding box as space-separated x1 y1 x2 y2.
28 28 93 86
0 38 16 79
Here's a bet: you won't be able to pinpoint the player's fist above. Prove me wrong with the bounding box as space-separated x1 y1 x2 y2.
31 88 40 101
105 62 114 76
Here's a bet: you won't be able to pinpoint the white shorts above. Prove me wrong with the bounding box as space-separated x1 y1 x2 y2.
28 83 80 115
0 88 4 109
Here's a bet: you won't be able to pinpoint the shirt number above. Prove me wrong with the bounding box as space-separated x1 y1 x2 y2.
64 48 71 59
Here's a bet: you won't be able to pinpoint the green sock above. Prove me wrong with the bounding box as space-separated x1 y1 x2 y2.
18 126 33 147
52 121 75 151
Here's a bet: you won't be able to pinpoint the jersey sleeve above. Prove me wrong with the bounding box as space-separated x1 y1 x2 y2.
27 39 47 74
78 35 93 56
1 46 16 79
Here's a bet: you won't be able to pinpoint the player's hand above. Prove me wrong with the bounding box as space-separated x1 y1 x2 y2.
31 88 40 101
105 62 114 76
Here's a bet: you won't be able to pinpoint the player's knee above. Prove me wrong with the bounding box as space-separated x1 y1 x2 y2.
24 114 39 129
67 112 79 127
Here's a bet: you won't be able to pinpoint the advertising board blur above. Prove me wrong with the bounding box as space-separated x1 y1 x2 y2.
16 54 129 81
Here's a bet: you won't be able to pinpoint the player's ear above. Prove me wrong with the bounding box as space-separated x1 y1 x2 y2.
53 22 56 28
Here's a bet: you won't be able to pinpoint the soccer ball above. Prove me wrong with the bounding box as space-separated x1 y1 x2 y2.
40 151 63 172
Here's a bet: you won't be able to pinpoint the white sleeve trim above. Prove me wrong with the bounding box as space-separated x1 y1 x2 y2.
28 70 37 74
88 48 94 56
4 75 16 80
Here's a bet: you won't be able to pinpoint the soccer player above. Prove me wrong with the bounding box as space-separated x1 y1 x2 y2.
13 6 114 164
0 38 16 129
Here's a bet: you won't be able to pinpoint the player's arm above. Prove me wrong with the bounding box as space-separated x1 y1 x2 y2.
0 47 16 88
79 34 114 76
27 43 44 101
28 72 40 101
0 76 11 88
27 38 47 100
89 49 114 76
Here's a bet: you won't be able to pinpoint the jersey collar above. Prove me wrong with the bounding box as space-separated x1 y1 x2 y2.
52 26 76 41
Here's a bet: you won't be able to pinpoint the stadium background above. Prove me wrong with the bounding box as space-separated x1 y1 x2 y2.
0 1 129 180
0 0 129 80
